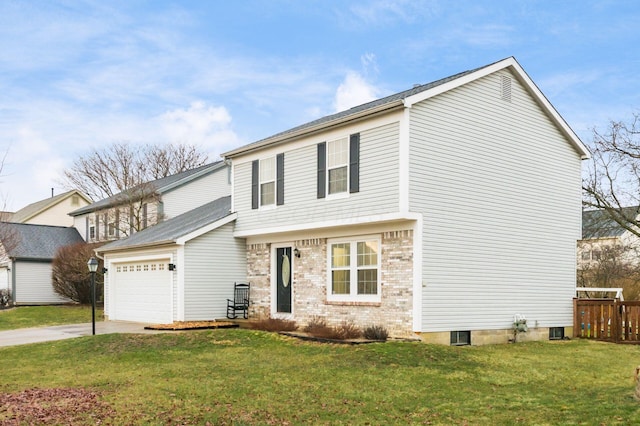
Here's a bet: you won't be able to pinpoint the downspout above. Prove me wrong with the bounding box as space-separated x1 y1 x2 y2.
11 259 16 305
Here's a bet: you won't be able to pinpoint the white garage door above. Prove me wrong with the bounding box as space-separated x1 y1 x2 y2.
112 259 172 324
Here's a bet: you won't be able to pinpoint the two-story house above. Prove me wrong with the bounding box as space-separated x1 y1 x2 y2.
70 161 230 243
222 57 589 344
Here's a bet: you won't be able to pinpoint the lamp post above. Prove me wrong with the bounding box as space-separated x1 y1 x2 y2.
87 257 98 335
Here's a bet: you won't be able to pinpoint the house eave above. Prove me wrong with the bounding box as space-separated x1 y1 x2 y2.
97 240 177 254
222 100 405 158
233 212 421 238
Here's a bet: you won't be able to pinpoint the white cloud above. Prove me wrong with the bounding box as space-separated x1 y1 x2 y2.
157 101 241 156
333 72 381 112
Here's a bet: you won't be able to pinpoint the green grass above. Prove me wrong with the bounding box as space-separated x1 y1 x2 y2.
1 330 639 424
0 305 104 330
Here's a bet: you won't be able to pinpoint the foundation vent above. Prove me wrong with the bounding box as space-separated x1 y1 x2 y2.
501 75 512 102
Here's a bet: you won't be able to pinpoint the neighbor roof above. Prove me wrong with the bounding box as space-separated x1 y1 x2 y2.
97 196 233 252
11 190 90 223
582 207 640 239
222 56 589 160
0 223 83 261
69 161 226 216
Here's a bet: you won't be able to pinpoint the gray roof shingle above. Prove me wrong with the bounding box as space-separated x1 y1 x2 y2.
69 161 226 216
0 223 84 260
98 196 232 252
582 207 640 239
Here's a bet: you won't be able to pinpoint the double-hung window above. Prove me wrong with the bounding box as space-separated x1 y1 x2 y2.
327 137 349 195
251 154 284 209
317 133 359 198
259 157 276 206
327 236 380 302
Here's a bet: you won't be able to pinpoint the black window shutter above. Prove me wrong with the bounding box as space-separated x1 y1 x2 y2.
276 153 284 206
85 216 89 241
317 142 326 199
251 160 259 209
115 210 120 238
349 133 360 193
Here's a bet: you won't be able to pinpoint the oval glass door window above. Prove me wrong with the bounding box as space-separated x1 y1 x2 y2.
281 254 290 288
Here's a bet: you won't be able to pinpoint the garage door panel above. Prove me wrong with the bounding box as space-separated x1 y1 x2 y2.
112 260 172 324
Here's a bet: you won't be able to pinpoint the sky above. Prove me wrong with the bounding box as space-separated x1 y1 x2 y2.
0 0 638 210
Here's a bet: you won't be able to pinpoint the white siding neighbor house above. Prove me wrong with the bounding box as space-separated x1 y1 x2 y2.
10 190 91 227
222 57 590 345
69 161 230 243
97 196 246 323
0 223 84 304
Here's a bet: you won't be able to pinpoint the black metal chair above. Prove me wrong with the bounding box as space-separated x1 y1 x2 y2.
226 282 250 319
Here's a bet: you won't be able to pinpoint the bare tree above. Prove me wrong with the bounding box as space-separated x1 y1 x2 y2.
577 242 640 300
52 242 104 304
583 114 640 237
61 142 209 201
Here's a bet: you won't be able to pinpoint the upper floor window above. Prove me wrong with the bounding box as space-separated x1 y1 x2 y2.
317 133 359 199
327 235 380 303
252 153 284 209
260 157 276 206
89 226 96 240
327 137 348 194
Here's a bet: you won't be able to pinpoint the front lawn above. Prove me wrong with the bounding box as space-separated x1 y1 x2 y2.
0 305 103 330
1 330 639 424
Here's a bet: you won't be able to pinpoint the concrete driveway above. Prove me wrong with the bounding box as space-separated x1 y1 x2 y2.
0 321 166 347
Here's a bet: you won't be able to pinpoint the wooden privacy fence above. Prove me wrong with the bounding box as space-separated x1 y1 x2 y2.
574 298 640 344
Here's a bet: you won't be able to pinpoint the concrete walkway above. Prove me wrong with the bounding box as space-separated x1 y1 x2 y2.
0 321 166 347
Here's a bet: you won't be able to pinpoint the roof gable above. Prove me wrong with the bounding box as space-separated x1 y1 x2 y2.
12 190 91 223
69 161 226 216
222 57 589 160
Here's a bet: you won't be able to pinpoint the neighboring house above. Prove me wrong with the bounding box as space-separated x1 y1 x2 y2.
0 222 83 304
578 208 640 266
96 196 245 323
69 161 230 243
577 208 640 298
10 190 91 227
221 56 590 344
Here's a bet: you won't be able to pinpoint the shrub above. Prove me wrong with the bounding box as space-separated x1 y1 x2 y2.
0 288 12 308
304 317 362 340
363 325 389 341
335 321 362 339
52 242 104 304
249 317 298 332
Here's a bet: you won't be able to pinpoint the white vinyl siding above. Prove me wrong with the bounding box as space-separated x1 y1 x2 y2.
234 121 400 234
161 167 231 219
183 222 247 320
410 69 583 332
13 261 68 304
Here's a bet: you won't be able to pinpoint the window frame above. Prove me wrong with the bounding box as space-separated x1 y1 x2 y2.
259 156 276 208
326 137 349 197
450 331 471 346
89 225 96 240
326 235 381 303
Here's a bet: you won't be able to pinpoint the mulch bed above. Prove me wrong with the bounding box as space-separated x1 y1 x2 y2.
279 331 385 345
144 321 239 331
